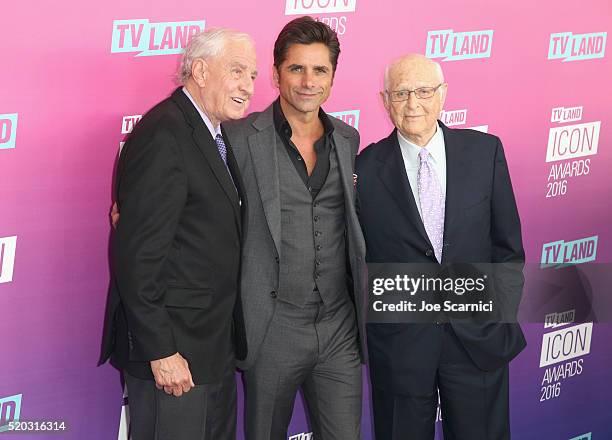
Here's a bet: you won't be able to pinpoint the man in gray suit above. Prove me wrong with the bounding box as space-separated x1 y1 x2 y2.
224 16 366 440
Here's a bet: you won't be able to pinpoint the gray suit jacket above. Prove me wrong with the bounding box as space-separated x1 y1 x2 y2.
224 103 367 370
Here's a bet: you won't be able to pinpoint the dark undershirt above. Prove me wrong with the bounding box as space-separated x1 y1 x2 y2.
273 98 334 199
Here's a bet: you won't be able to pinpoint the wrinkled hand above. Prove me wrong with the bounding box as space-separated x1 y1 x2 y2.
110 202 120 229
150 352 195 397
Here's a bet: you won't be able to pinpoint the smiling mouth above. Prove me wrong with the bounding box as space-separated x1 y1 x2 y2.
296 91 320 97
231 97 247 104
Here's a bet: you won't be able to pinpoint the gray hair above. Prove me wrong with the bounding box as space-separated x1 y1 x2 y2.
177 28 254 84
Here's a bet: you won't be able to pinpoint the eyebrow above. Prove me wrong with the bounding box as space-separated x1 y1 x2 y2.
231 62 258 77
286 63 330 71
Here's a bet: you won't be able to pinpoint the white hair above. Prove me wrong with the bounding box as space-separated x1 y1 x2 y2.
383 54 444 90
177 28 254 84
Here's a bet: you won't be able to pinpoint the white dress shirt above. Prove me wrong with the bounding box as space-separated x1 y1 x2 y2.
397 124 447 219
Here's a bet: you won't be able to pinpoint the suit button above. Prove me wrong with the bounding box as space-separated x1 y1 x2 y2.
314 273 320 280
313 203 319 208
425 249 433 257
270 291 277 298
316 245 322 251
275 256 279 263
314 216 319 222
315 260 321 266
315 231 321 237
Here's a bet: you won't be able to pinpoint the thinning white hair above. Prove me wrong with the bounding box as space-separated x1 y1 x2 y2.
383 54 444 90
177 28 254 84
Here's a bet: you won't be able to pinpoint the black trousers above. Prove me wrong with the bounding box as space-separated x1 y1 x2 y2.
124 368 236 440
370 324 510 440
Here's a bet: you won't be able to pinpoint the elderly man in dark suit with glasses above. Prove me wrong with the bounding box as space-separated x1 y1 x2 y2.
356 53 525 440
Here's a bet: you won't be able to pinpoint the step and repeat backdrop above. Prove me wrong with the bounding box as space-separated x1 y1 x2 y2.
0 0 610 439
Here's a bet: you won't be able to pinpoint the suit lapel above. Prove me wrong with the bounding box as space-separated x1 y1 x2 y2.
440 122 469 261
171 88 241 222
192 125 241 213
378 130 432 248
248 106 282 256
332 131 355 212
224 132 244 236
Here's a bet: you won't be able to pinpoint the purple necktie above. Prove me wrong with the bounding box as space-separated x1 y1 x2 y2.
215 134 228 165
417 148 445 262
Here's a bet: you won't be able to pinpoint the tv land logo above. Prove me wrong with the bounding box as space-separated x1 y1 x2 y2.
539 323 592 402
329 109 360 129
548 32 606 61
0 236 17 284
551 106 583 124
289 433 313 440
540 235 598 268
439 109 488 133
569 433 592 440
544 308 575 329
545 105 599 198
426 29 493 61
285 0 357 36
111 19 205 56
0 394 22 433
119 114 143 151
0 113 18 150
122 114 143 134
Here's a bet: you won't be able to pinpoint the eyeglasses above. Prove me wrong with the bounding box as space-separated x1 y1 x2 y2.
386 84 444 102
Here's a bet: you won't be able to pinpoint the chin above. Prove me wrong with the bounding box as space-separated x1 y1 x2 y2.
298 102 321 113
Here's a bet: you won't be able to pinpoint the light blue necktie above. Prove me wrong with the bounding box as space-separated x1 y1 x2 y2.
418 148 445 262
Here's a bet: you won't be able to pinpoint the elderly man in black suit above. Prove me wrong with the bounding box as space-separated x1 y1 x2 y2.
99 28 257 440
356 54 525 440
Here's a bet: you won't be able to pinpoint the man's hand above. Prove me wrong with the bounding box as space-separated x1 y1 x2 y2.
110 202 120 229
150 352 195 397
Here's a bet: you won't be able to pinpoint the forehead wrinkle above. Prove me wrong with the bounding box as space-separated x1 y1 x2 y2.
384 54 444 90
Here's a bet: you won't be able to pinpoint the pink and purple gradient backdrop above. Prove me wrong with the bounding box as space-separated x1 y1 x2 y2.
0 0 610 438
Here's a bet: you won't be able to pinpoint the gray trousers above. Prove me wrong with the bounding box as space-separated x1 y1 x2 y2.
244 293 362 440
124 367 236 440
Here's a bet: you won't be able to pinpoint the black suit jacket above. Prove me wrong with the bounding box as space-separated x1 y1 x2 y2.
356 122 526 390
99 87 247 384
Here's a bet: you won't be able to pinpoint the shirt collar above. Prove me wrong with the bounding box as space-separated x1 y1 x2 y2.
397 121 445 165
272 97 335 139
182 87 221 139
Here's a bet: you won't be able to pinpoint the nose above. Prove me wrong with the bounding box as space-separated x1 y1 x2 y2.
302 69 315 89
240 74 255 97
405 92 419 110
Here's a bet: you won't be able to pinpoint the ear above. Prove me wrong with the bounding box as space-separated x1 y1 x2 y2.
191 58 208 88
272 65 280 88
438 83 448 108
380 90 390 112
